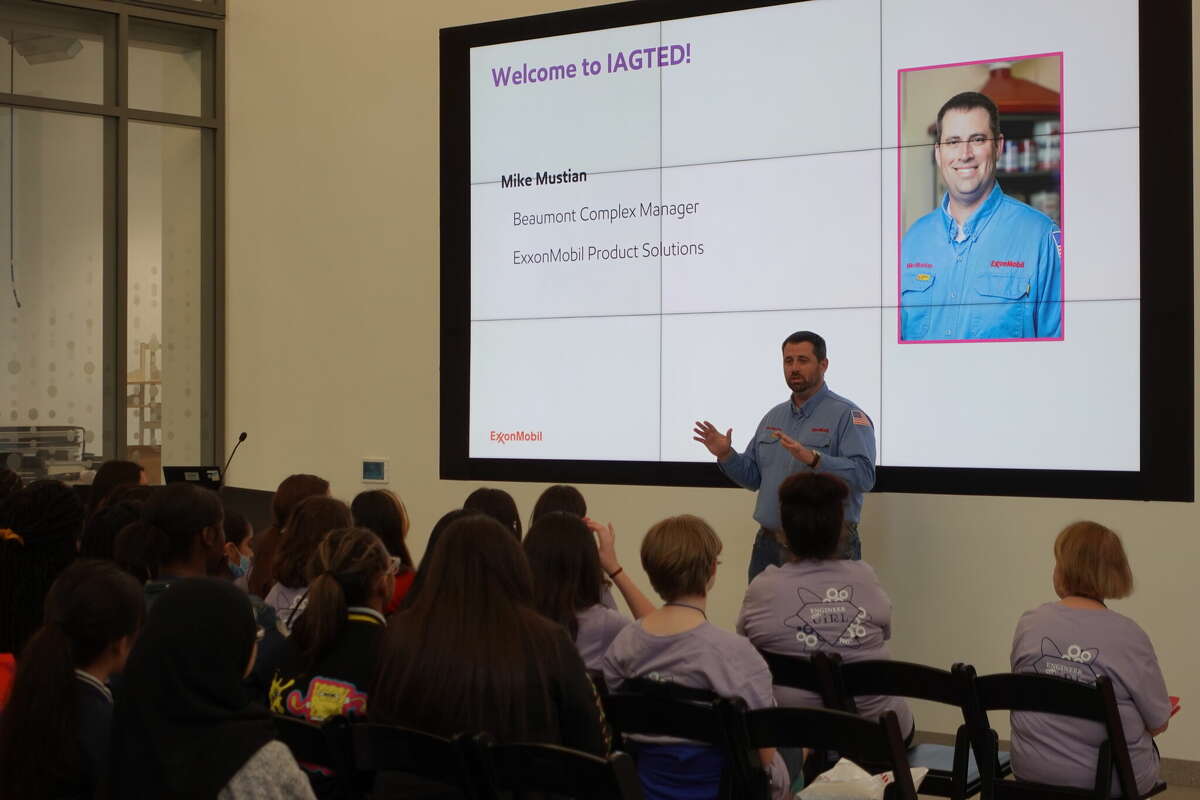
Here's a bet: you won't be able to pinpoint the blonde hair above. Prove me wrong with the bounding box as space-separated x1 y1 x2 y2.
640 515 722 601
1054 521 1133 600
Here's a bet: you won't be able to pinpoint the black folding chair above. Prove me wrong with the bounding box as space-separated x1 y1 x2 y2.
351 722 478 800
740 706 918 800
757 649 843 709
833 660 1011 800
469 733 644 800
601 678 768 800
272 714 361 799
970 672 1166 800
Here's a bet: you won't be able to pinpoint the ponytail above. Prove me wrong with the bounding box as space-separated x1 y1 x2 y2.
290 527 389 672
0 561 143 799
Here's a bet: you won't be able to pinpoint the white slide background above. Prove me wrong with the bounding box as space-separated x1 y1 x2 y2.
466 0 1140 471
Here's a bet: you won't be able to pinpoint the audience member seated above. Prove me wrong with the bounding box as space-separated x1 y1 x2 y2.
130 482 226 604
737 473 913 739
85 459 146 518
399 508 471 611
80 498 144 560
0 467 22 502
530 483 624 610
602 515 787 800
249 474 330 599
268 527 392 796
463 487 523 539
525 511 653 670
110 578 316 799
530 484 588 526
223 508 255 590
351 489 416 614
371 514 605 756
0 479 84 656
1010 521 1170 796
0 560 143 798
113 518 168 584
266 497 352 632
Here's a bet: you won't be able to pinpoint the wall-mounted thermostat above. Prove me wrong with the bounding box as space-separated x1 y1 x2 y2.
362 458 388 483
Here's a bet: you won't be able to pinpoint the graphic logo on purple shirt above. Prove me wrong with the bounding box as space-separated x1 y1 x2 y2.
1033 637 1100 684
784 586 869 649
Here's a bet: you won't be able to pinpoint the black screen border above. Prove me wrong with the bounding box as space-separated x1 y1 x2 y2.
440 0 1194 502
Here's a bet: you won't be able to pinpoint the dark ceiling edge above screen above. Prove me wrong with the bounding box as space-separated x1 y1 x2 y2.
439 0 1194 503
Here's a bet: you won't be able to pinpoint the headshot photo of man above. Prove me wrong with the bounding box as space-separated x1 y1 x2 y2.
899 90 1063 342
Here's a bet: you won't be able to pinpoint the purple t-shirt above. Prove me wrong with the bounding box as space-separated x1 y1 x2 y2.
736 559 913 736
575 603 630 671
1010 603 1170 795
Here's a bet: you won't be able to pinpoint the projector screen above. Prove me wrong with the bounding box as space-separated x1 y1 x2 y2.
440 0 1193 501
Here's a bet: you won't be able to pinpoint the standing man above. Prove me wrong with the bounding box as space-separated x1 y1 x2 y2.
900 91 1062 341
693 331 875 580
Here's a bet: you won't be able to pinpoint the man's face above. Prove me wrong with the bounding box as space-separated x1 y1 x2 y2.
934 107 1002 208
782 341 827 396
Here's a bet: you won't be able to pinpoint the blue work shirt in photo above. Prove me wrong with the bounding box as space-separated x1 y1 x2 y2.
720 384 876 530
900 183 1063 341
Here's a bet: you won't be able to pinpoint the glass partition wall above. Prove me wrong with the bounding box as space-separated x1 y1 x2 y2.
0 0 222 484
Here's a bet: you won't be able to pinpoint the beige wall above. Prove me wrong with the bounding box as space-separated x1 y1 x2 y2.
225 0 1200 758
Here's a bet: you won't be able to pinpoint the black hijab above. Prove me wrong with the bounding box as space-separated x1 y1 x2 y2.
109 578 275 799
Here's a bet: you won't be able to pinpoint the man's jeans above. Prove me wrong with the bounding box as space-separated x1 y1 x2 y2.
747 521 861 583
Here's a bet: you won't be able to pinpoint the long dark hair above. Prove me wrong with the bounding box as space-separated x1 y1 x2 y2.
248 473 329 597
0 480 84 654
291 527 389 672
524 512 603 639
463 487 522 539
351 490 414 569
399 508 471 612
371 515 561 741
0 560 143 799
273 496 351 590
86 460 145 517
0 467 23 501
530 485 587 527
778 473 848 560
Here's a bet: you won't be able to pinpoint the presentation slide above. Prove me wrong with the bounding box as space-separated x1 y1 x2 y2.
462 0 1140 473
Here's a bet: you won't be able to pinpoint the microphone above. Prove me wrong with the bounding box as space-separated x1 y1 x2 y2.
221 432 247 486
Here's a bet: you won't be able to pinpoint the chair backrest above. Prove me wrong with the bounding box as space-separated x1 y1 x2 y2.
350 722 477 798
741 706 917 800
837 659 966 711
602 678 765 800
757 649 844 709
970 672 1139 800
603 678 729 744
272 714 358 798
470 734 645 800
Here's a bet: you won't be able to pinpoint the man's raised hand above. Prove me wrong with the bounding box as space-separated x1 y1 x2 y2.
692 420 733 460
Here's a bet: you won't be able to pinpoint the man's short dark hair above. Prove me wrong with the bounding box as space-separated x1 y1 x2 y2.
934 91 1000 143
781 331 826 361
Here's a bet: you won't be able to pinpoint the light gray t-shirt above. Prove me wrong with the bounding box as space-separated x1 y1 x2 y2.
218 741 316 800
736 559 913 736
1010 603 1170 796
575 603 630 670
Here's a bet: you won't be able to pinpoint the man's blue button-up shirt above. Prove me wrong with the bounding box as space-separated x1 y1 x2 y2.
719 383 876 530
900 183 1062 341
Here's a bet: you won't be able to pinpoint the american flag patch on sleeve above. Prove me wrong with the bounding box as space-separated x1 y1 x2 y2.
851 410 872 427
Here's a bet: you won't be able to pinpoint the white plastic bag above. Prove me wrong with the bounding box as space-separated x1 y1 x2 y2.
796 757 928 800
